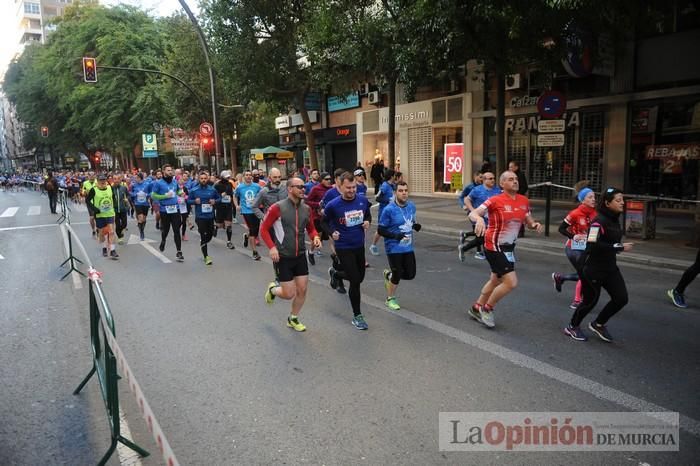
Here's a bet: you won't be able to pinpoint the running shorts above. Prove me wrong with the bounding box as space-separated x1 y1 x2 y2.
387 252 417 284
215 205 233 223
273 254 309 282
242 213 260 237
95 217 115 229
135 206 149 217
485 248 515 278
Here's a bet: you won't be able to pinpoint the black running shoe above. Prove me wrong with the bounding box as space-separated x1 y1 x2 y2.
176 251 184 262
552 273 563 293
336 280 347 294
252 250 261 261
102 247 108 257
328 267 338 289
588 322 613 342
306 249 315 266
243 233 249 248
227 241 235 250
110 250 119 260
159 240 165 252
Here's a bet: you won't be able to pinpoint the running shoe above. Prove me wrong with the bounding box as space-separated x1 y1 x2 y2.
314 250 323 257
459 230 468 245
667 289 688 308
306 249 315 266
227 241 235 250
385 297 401 311
176 251 184 262
213 227 218 238
182 233 189 241
474 251 486 260
328 267 338 289
159 240 165 252
243 233 249 248
287 316 306 332
336 280 347 294
383 269 391 294
189 223 195 230
369 244 379 256
232 218 238 224
552 272 563 293
265 281 276 305
155 222 160 230
569 300 581 310
458 245 465 263
117 237 124 245
588 322 613 342
102 247 108 257
564 325 588 341
351 314 368 330
252 250 261 261
479 307 495 328
468 304 482 322
204 256 213 265
92 230 97 237
110 250 119 260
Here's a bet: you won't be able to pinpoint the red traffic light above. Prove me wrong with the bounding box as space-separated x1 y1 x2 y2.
202 138 209 144
82 57 97 83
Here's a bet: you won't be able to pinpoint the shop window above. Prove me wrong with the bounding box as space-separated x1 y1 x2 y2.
363 111 379 132
447 98 463 122
432 100 446 123
433 127 463 192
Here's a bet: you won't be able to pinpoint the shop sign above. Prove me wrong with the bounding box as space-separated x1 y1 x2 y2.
254 153 264 160
504 111 579 133
305 92 322 111
327 92 360 112
645 143 700 160
275 116 292 129
510 95 539 108
632 107 658 133
323 125 356 140
290 111 318 127
537 134 565 147
443 143 464 184
537 119 565 133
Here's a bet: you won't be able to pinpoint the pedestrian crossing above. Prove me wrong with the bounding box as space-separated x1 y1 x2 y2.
0 204 88 217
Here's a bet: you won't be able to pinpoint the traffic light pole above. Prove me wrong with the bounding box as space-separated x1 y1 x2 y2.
177 0 221 175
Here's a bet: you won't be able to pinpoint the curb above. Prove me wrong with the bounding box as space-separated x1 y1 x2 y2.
420 224 693 272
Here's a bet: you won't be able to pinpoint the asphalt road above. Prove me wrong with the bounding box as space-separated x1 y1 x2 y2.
1 189 699 465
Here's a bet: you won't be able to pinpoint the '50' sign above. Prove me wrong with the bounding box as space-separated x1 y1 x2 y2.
443 143 464 184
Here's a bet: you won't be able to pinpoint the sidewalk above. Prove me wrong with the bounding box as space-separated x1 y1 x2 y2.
405 194 697 271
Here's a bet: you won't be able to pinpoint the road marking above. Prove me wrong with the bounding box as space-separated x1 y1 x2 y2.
74 204 88 212
0 253 4 260
27 205 41 216
127 234 172 264
0 207 19 217
60 224 83 290
0 222 88 232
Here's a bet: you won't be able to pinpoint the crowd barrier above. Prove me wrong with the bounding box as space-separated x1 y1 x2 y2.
59 220 179 465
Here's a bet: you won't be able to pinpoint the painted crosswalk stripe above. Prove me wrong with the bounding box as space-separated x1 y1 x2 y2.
27 206 41 216
0 207 19 217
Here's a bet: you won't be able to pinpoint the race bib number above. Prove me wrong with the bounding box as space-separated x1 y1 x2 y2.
165 205 178 214
399 233 412 246
571 235 587 251
344 209 364 227
221 195 231 204
136 191 147 203
201 204 213 213
504 251 516 263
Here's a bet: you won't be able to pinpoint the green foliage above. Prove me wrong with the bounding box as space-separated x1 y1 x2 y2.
237 101 284 153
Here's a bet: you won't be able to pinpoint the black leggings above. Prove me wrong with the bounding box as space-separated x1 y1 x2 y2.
115 212 128 239
335 248 366 316
160 212 182 251
196 218 214 257
675 249 700 294
388 252 417 285
570 267 628 327
561 247 585 282
181 212 189 236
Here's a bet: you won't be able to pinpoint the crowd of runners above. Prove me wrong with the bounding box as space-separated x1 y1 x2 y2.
4 163 698 340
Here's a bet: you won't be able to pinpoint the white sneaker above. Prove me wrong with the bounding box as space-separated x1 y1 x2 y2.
369 244 380 256
479 308 495 328
474 251 486 260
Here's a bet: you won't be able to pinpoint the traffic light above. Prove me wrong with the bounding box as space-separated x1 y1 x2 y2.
82 57 97 83
41 126 48 138
201 137 214 151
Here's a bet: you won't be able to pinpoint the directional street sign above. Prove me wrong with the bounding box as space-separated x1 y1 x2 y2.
199 122 213 136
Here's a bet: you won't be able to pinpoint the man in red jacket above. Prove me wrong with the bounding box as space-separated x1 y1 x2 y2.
303 172 333 263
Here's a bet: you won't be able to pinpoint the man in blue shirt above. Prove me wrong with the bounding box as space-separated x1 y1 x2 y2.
234 169 263 260
323 172 371 330
369 169 398 255
149 164 185 262
304 168 320 194
457 171 482 208
378 181 422 311
130 172 151 240
188 170 221 265
459 171 501 261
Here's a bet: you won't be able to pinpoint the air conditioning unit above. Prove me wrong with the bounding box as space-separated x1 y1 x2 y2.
505 73 521 90
358 82 370 95
368 91 380 105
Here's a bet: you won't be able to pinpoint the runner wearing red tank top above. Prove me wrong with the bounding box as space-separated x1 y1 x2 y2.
468 170 543 328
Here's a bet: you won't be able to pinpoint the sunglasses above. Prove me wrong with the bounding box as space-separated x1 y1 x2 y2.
323 178 332 181
289 185 305 189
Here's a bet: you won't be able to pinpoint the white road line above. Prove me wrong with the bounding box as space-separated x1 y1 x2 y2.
60 224 83 290
74 204 88 212
0 253 4 260
117 407 143 466
138 239 173 264
0 222 88 232
0 207 19 217
27 205 41 216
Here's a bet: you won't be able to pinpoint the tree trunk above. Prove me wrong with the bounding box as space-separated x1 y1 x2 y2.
496 72 506 175
387 75 398 169
298 90 319 170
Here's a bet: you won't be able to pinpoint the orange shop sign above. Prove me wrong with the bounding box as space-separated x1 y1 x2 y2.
645 143 700 160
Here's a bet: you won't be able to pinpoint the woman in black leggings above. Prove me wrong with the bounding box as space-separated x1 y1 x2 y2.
667 249 700 308
564 187 633 343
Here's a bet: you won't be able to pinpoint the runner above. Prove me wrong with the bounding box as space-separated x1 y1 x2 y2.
81 172 97 235
378 181 421 311
188 170 220 265
150 165 184 262
459 171 501 262
234 170 263 260
177 176 190 241
130 172 151 241
467 170 543 328
552 182 596 309
151 169 163 230
261 177 322 332
253 167 288 224
321 168 348 293
212 171 236 249
323 172 372 330
667 249 700 308
305 172 333 264
85 174 119 259
112 174 131 245
304 168 320 193
369 169 398 255
564 187 632 342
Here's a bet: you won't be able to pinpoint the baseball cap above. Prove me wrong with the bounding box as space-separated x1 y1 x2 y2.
353 168 365 177
220 170 231 179
97 174 107 181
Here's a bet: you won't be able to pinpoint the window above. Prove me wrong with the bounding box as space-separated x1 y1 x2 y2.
24 2 40 14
